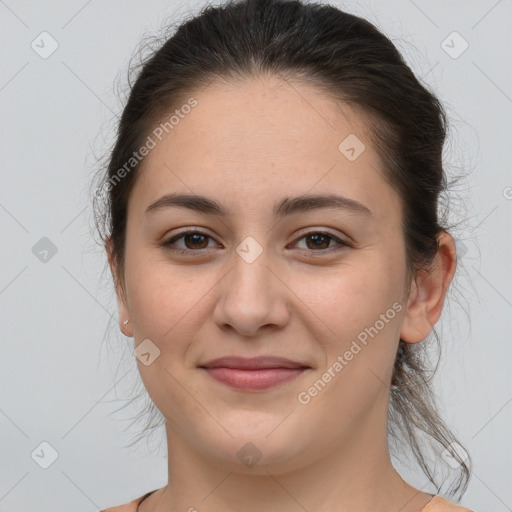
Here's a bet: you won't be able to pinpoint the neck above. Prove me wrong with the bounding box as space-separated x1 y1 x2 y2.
143 395 432 512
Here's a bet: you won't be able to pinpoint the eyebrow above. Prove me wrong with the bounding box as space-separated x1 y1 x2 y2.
145 192 373 219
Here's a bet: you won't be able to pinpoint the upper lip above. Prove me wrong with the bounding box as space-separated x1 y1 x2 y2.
199 356 310 370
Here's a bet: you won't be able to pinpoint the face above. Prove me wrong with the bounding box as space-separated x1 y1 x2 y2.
112 75 414 473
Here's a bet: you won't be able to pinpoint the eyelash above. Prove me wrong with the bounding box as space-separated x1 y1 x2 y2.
161 228 350 255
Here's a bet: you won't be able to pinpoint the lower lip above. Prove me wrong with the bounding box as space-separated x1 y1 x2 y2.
202 367 307 391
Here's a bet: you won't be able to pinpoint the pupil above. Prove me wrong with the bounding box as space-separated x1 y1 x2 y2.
187 233 207 249
309 234 329 249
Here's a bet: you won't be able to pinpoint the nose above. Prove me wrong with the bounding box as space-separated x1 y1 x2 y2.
212 246 290 338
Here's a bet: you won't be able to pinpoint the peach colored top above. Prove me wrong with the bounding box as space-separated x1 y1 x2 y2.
101 491 474 512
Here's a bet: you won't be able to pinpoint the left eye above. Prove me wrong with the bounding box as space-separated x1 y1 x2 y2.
161 230 348 254
294 232 347 251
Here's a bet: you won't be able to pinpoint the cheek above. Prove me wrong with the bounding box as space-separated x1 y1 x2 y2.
304 259 405 406
296 261 403 422
123 255 213 416
294 258 403 346
123 247 208 345
124 258 238 386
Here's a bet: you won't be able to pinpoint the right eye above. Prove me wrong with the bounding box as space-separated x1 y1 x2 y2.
161 229 219 254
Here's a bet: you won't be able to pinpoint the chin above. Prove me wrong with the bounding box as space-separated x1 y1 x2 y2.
192 416 309 472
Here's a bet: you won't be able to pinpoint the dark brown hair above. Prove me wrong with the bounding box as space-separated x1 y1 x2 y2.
92 0 471 498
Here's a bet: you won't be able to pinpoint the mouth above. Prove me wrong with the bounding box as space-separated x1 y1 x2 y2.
198 356 311 391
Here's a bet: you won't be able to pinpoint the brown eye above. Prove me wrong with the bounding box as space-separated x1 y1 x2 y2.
304 233 332 250
181 232 210 250
162 230 216 253
294 231 349 252
161 229 349 255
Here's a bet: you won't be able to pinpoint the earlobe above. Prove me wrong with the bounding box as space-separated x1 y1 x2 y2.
399 270 435 344
106 238 133 337
399 231 457 344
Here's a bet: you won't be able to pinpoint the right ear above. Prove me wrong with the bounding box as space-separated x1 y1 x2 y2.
106 238 133 337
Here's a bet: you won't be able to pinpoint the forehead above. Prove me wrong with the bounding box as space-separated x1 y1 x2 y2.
130 75 399 224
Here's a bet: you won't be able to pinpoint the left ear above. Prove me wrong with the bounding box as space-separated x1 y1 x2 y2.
400 231 457 344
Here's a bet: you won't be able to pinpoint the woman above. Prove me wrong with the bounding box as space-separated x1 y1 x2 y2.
94 0 474 510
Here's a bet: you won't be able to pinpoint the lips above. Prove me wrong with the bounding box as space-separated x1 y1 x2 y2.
199 356 310 391
199 356 309 370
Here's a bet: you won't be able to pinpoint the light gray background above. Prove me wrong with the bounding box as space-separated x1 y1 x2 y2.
1 0 511 511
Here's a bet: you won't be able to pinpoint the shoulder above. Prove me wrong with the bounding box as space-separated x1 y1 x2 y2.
101 490 158 512
101 492 473 512
422 496 473 512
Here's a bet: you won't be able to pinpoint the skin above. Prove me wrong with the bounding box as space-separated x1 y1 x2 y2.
107 74 457 512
